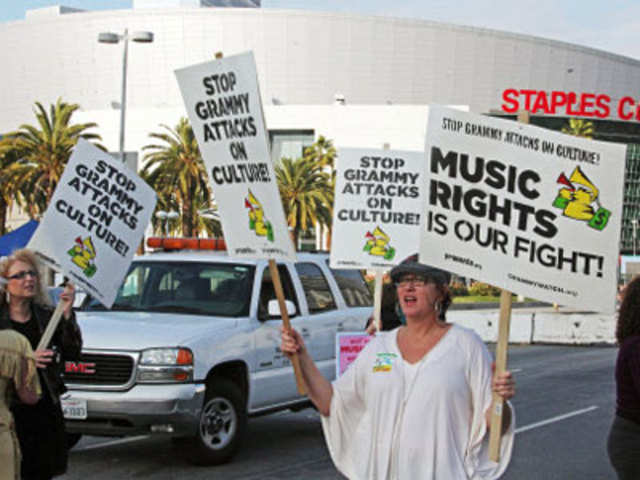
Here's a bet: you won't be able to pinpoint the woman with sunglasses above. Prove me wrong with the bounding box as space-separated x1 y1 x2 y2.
281 256 515 479
0 249 82 480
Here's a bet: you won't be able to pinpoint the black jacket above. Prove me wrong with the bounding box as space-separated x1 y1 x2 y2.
0 301 83 404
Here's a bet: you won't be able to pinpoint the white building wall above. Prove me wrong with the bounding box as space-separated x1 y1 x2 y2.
72 104 433 165
2 6 640 137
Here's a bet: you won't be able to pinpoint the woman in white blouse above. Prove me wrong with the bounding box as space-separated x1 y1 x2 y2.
281 257 516 479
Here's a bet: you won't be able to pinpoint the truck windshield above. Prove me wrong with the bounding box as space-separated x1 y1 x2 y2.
84 261 255 317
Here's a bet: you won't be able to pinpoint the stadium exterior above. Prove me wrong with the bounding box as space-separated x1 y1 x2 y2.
1 1 640 257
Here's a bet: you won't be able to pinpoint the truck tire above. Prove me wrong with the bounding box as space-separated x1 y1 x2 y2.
187 378 247 465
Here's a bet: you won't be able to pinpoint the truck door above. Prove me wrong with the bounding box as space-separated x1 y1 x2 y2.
293 261 340 381
252 263 312 408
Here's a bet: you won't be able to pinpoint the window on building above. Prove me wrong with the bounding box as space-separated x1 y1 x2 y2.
269 130 314 165
295 262 337 313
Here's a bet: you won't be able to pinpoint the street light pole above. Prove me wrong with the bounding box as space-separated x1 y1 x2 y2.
98 29 154 162
118 29 129 162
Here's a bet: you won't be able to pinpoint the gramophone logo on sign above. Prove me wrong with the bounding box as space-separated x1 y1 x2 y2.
363 226 396 260
67 236 97 278
245 189 274 242
552 166 611 231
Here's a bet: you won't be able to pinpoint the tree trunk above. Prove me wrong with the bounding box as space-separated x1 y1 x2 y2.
289 229 298 251
182 197 192 237
0 200 7 236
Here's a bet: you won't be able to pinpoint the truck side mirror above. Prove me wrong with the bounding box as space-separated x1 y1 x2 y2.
267 299 297 318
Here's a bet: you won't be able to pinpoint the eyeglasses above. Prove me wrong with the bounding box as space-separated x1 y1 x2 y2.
7 270 38 281
394 275 431 288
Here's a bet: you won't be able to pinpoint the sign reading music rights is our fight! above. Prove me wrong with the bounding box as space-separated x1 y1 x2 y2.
419 106 626 314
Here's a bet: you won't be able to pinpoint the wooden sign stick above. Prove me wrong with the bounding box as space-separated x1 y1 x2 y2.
371 142 391 332
269 259 306 395
36 300 67 351
489 109 529 462
372 270 384 332
488 289 513 461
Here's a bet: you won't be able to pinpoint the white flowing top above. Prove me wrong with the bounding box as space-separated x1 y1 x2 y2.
321 324 514 480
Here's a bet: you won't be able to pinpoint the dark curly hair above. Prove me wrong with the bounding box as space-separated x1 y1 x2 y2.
616 276 640 343
435 283 452 322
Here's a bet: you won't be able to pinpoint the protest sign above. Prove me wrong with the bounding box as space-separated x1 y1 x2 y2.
175 51 296 262
330 148 426 270
336 332 373 377
28 139 157 309
176 52 303 393
420 106 626 313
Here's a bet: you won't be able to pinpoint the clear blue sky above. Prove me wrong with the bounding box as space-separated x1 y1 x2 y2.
2 1 639 60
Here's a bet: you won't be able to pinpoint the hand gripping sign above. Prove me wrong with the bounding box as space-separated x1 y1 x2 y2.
28 139 157 349
175 52 305 394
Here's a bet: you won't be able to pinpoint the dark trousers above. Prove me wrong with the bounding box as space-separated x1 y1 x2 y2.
13 390 67 480
607 415 640 480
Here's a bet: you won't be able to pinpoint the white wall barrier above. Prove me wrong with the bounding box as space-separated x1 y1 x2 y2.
449 307 617 345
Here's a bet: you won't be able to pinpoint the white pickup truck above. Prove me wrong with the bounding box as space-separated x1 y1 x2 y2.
62 248 372 464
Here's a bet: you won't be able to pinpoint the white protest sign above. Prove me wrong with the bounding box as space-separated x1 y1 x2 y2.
330 148 425 270
420 106 626 313
175 52 296 262
28 139 157 308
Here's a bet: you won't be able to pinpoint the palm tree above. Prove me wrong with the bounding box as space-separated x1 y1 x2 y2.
0 98 102 218
141 117 218 237
302 135 337 248
561 118 594 138
0 144 21 235
150 193 222 238
275 156 333 247
303 135 337 169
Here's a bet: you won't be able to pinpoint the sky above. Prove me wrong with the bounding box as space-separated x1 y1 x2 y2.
2 1 640 60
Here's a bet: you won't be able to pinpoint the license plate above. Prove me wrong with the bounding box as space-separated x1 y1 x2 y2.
61 397 87 420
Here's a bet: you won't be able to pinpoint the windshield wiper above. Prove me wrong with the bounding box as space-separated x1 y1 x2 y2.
144 305 209 314
85 303 139 312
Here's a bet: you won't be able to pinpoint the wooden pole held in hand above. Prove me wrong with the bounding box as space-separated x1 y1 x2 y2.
268 259 306 395
488 109 529 460
372 270 384 332
36 300 67 351
489 288 512 462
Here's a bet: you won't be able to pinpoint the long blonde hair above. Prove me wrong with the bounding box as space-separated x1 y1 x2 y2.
0 248 52 307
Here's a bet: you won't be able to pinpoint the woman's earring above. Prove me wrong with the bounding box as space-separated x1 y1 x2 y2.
5 290 9 303
434 300 442 313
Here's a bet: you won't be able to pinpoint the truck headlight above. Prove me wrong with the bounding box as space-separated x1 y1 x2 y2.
137 348 194 383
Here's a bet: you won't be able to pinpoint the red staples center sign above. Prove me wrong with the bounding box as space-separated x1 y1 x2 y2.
501 89 640 121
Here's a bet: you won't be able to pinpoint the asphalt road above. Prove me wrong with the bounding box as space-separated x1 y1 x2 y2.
60 344 619 479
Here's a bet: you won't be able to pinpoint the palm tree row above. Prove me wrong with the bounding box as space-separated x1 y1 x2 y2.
142 122 336 244
0 100 335 246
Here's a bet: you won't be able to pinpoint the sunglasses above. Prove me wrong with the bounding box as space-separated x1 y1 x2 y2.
394 275 433 288
7 270 39 280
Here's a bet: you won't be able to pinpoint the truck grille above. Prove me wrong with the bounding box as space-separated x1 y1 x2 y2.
64 353 134 386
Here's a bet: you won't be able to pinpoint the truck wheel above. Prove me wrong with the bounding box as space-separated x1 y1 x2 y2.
188 378 247 465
